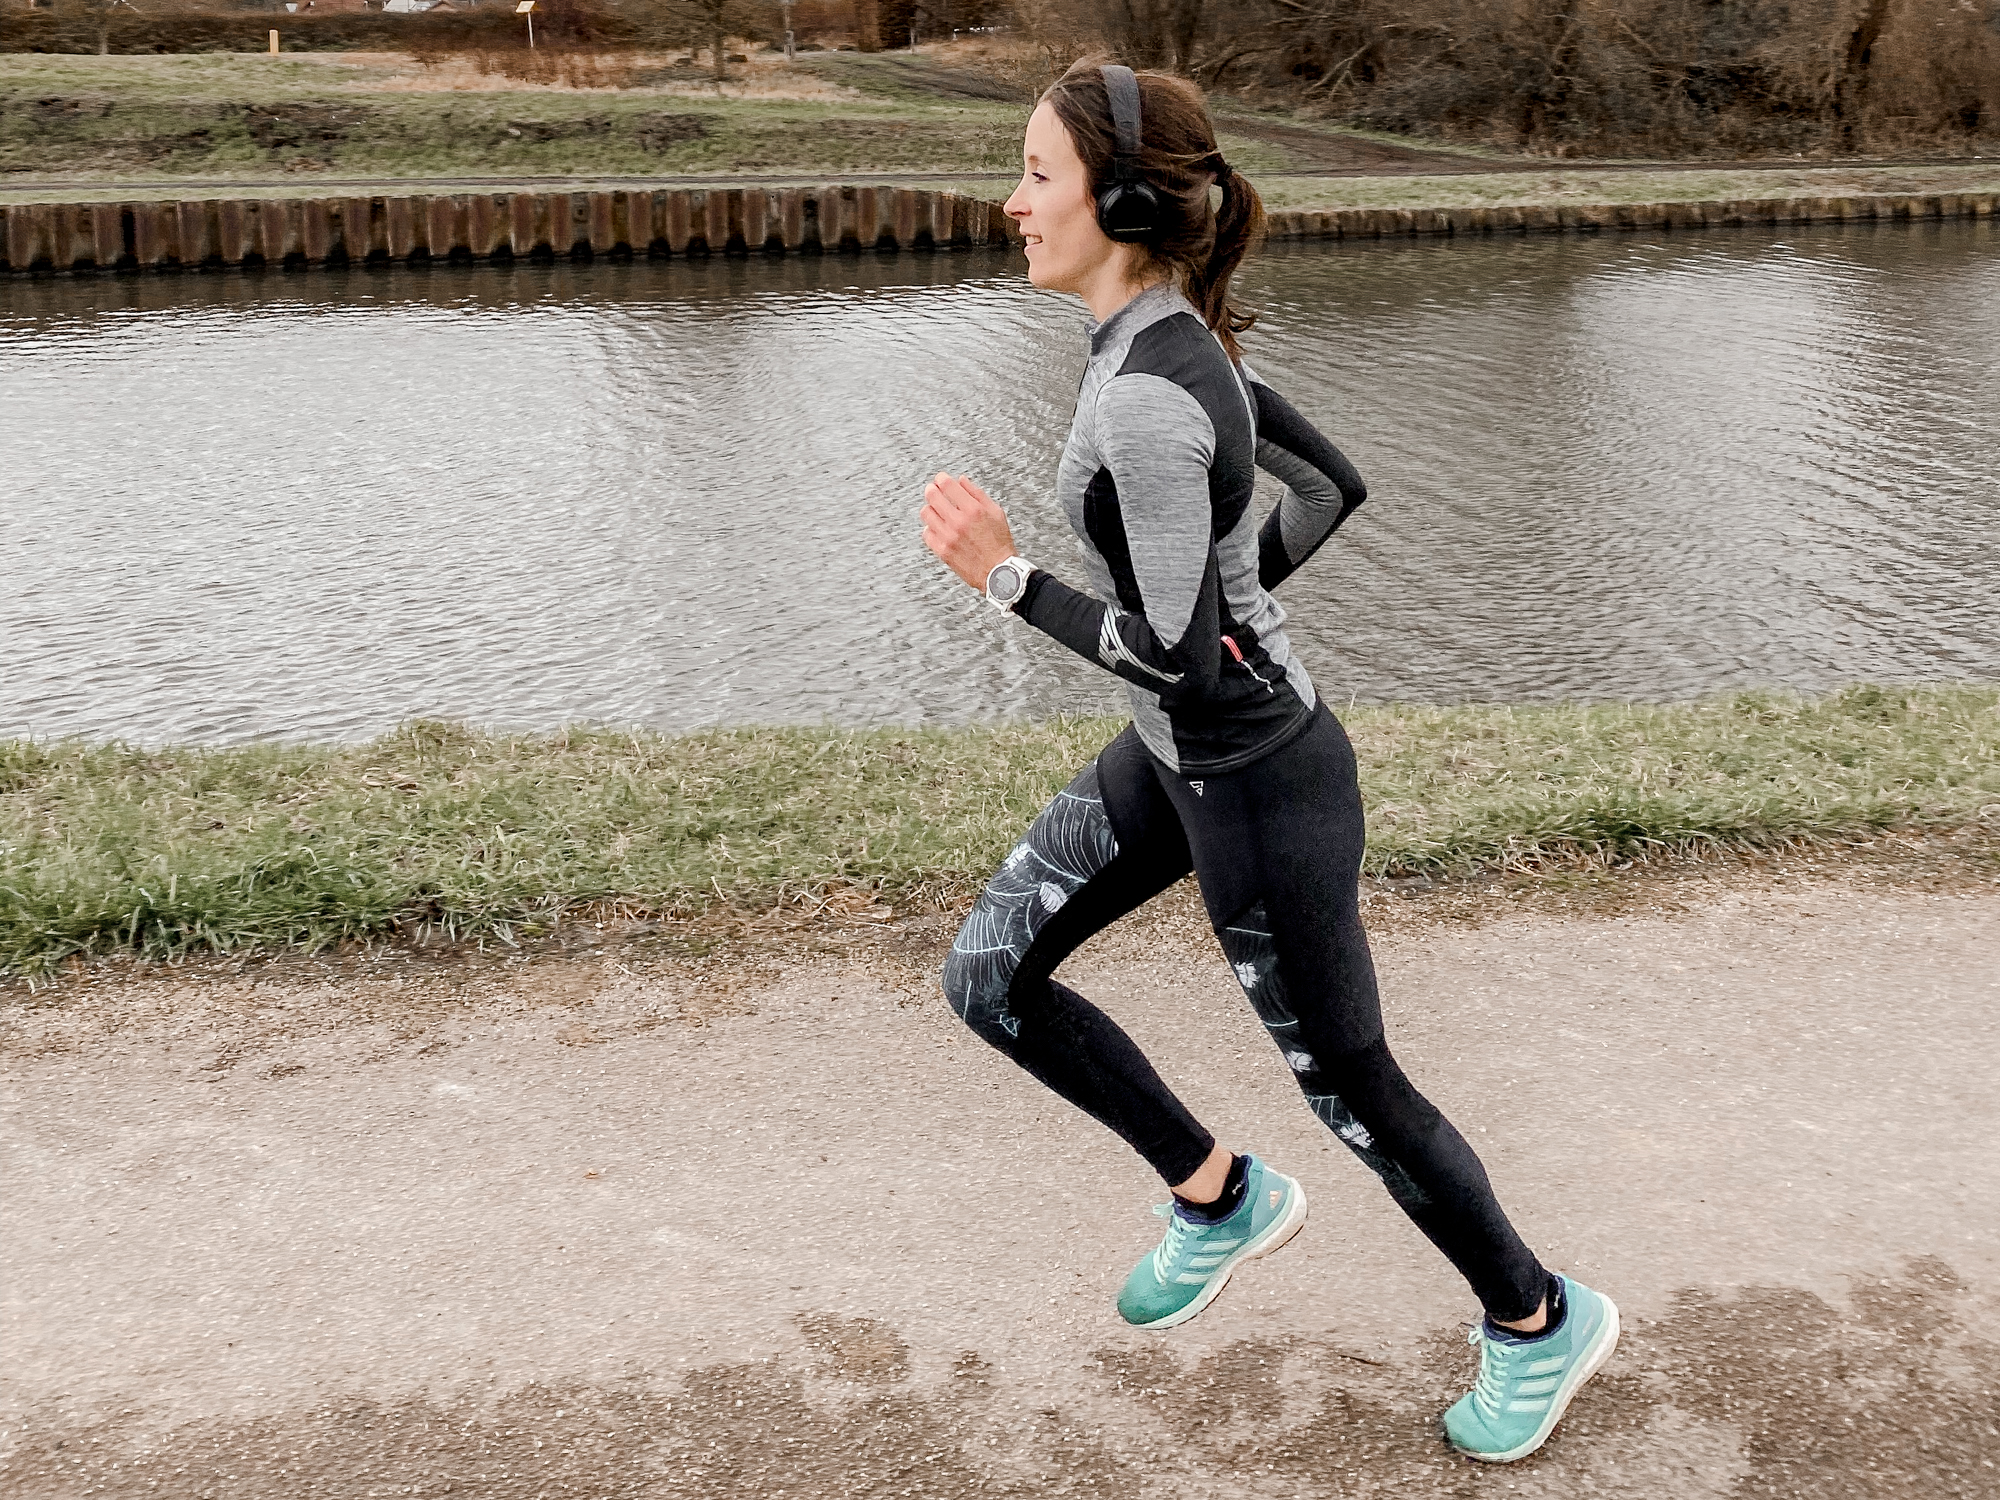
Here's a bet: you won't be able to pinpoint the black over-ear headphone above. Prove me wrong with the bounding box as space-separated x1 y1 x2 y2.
1094 64 1164 243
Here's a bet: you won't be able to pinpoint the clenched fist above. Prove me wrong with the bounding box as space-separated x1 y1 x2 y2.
920 472 1020 593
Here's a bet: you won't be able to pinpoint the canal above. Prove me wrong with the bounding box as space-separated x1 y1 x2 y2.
3 217 1996 744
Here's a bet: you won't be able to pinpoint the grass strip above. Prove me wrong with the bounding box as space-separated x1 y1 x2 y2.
1257 164 2000 213
4 684 1997 977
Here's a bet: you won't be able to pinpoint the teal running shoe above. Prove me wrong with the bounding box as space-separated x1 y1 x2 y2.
1116 1155 1308 1329
1443 1275 1620 1463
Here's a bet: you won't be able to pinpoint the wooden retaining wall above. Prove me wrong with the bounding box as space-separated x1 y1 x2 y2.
0 186 1015 274
3 186 1995 274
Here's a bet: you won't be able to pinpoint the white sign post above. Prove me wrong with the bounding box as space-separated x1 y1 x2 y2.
516 0 536 51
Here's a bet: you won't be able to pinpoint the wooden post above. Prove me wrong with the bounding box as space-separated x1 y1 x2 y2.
268 30 279 54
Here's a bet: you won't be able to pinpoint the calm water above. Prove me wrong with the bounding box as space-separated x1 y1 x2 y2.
3 219 1997 745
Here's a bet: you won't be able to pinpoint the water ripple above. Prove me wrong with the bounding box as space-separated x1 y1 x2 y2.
2 220 1995 745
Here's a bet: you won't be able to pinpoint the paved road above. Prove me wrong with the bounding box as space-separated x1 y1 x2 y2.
4 880 1997 1497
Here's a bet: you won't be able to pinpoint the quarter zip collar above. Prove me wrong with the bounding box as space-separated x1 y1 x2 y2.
1087 280 1188 358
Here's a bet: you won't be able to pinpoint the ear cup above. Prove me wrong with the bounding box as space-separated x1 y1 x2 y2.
1096 180 1164 243
1094 64 1163 244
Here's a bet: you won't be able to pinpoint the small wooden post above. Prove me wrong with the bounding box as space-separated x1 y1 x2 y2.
268 30 279 53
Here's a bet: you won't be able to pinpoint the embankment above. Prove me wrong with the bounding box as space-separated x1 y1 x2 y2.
5 182 1995 274
0 184 1011 272
4 687 1996 979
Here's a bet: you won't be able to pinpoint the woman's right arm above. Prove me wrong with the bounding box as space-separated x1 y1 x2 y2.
1245 371 1368 591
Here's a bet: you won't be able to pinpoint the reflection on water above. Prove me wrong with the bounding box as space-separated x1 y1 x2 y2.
2 219 1996 744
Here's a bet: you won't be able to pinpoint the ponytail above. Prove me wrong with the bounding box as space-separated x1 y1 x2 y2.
1186 160 1265 362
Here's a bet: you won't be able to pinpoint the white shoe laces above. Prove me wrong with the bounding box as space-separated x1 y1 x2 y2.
1466 1325 1514 1417
1151 1202 1197 1276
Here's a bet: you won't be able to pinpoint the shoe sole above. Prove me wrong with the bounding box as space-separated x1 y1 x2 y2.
1451 1293 1622 1464
1128 1174 1310 1331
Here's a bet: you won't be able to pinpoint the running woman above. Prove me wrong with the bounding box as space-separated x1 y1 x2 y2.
917 61 1618 1463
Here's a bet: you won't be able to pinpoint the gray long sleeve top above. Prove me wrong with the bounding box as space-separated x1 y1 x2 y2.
1015 283 1367 775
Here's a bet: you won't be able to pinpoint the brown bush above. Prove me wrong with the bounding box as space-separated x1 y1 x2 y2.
4 8 524 55
0 0 633 56
1008 0 2000 156
459 44 653 88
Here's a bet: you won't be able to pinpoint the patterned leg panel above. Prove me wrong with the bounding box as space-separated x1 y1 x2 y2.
1217 904 1431 1210
941 760 1120 1044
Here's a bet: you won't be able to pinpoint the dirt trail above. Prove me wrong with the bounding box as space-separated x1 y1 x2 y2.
3 878 1998 1497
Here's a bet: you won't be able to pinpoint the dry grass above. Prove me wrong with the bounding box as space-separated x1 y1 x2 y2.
360 49 864 100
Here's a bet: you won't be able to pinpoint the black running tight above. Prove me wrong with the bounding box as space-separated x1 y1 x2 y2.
941 707 1548 1322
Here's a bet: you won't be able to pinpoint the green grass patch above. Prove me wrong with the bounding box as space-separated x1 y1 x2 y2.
1258 164 2000 213
4 686 1996 978
1 81 1025 183
0 53 1309 190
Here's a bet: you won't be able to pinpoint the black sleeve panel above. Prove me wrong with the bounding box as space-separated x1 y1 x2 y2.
1017 565 1223 708
1251 380 1368 592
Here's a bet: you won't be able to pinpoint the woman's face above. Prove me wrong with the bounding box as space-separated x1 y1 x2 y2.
1004 100 1115 295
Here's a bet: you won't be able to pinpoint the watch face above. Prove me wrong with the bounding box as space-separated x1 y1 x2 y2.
991 563 1023 601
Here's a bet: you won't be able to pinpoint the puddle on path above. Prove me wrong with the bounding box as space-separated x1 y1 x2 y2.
7 1258 1993 1498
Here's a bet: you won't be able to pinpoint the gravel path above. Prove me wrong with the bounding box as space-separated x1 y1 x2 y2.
4 878 1997 1497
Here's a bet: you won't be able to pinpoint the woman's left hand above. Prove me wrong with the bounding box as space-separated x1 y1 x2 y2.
920 472 1020 593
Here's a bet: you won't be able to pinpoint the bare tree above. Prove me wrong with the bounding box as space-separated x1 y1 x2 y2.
1099 0 1207 70
640 0 768 79
47 0 142 57
1006 0 1096 77
1006 0 1274 77
1833 0 1897 151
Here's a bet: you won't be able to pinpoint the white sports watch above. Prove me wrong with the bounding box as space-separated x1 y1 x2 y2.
984 556 1035 613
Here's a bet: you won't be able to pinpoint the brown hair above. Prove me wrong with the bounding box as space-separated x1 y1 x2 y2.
1041 57 1265 362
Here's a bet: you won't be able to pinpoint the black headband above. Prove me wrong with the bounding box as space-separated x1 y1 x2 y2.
1102 64 1143 182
